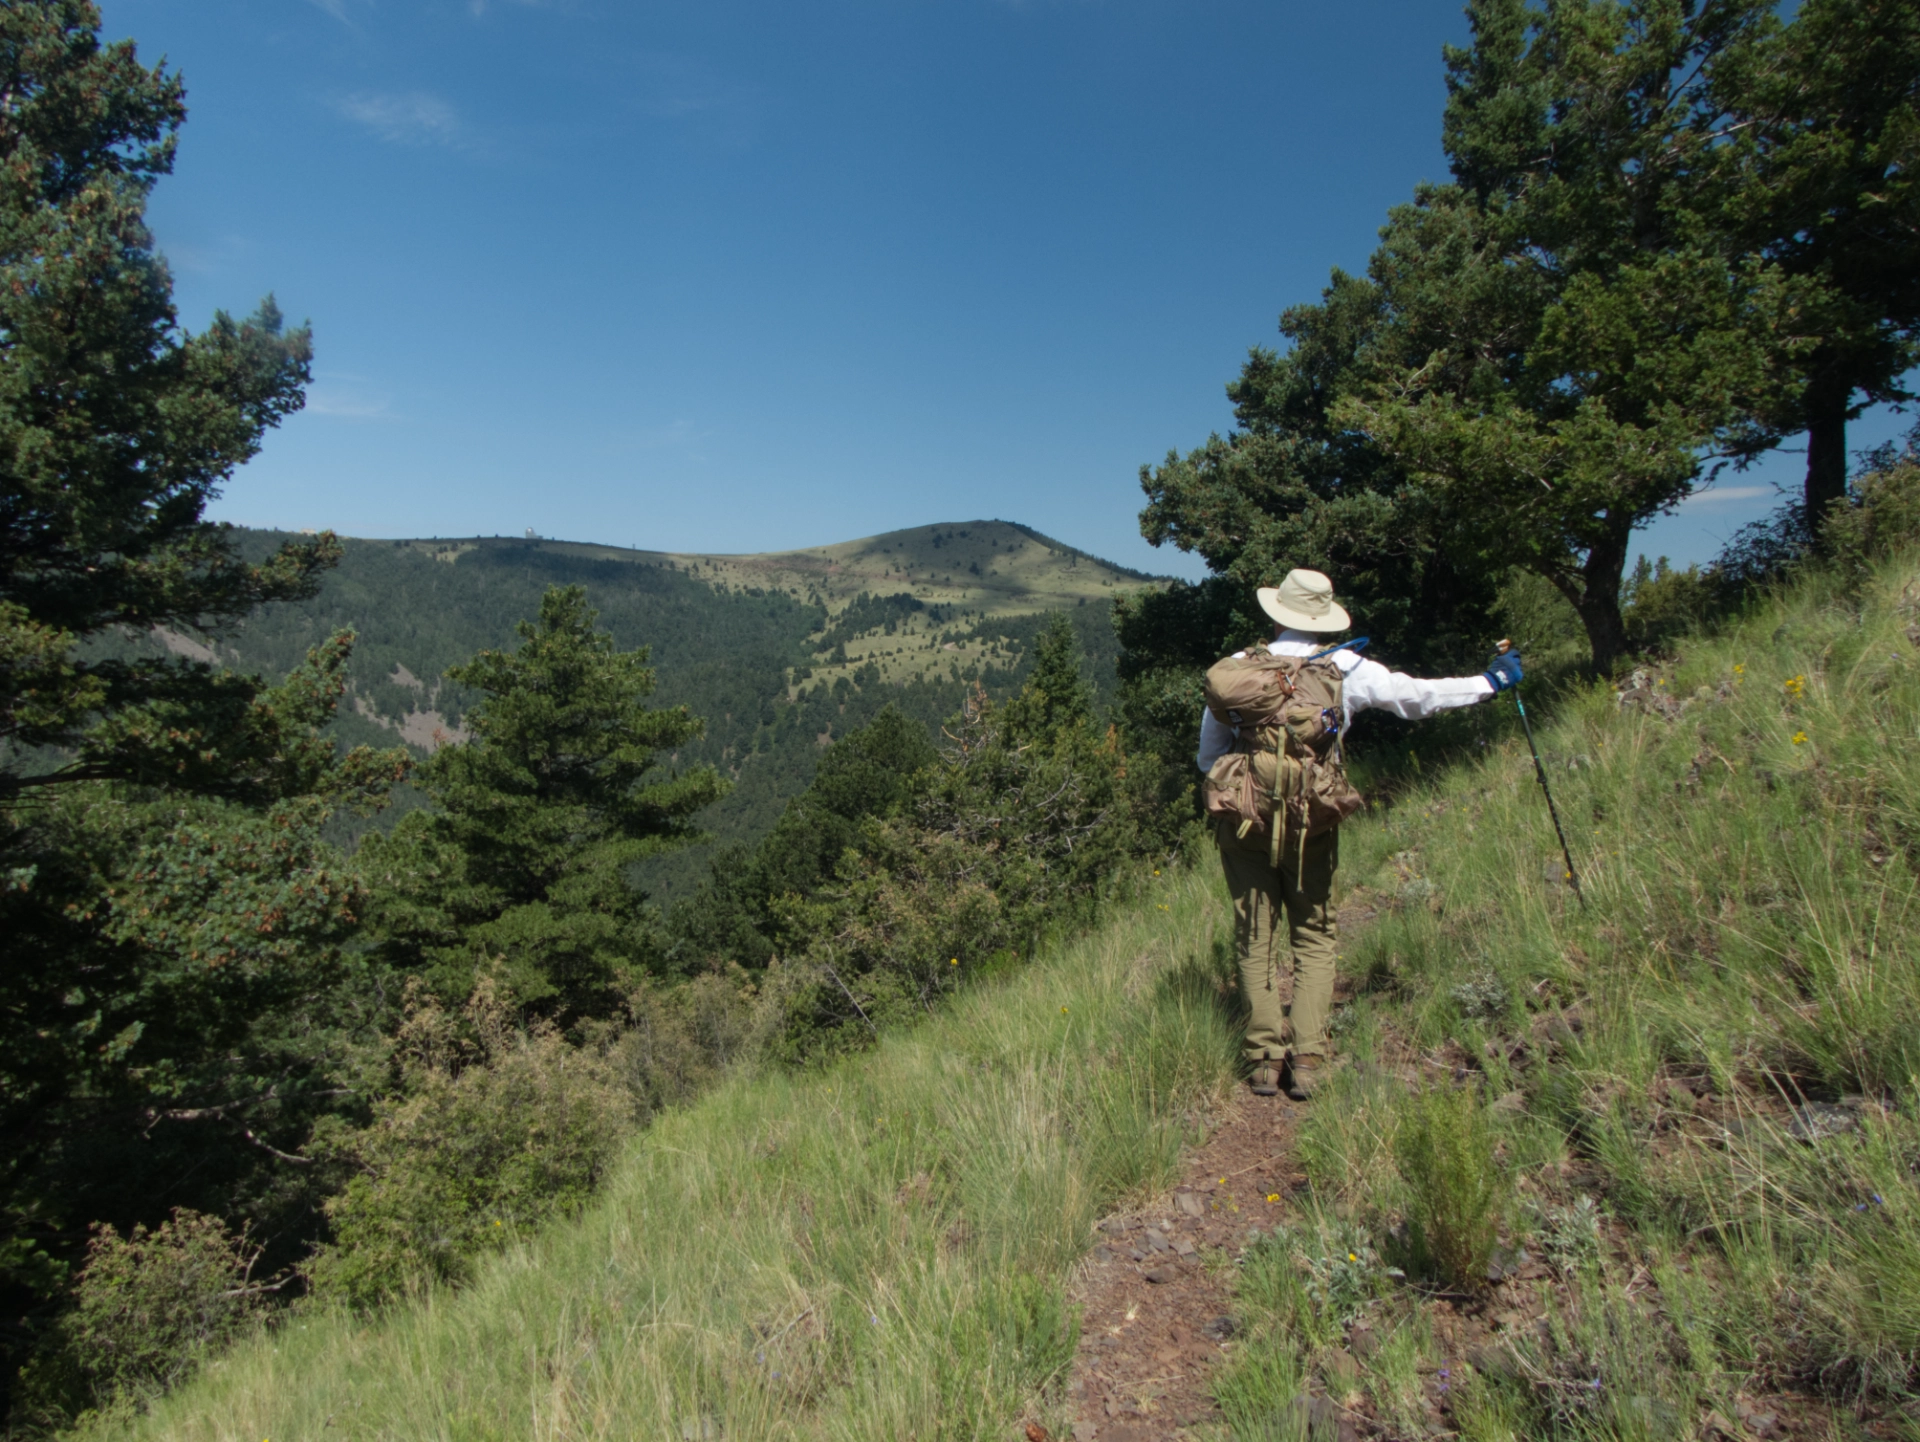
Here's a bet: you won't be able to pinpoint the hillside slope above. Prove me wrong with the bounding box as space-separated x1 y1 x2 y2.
1198 550 1920 1440
194 521 1157 894
111 548 1920 1442
103 861 1239 1442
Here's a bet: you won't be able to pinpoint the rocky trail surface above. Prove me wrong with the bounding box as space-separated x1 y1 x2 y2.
1058 1084 1309 1441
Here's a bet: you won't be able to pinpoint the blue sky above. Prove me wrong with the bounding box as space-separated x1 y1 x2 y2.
106 0 1908 580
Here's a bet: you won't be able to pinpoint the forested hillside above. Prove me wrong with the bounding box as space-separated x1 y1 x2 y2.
169 523 1144 896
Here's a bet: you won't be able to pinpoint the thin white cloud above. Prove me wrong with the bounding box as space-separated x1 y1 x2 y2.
597 418 712 464
611 54 758 149
305 376 395 421
303 0 353 21
335 91 461 146
634 55 745 119
161 234 251 277
1679 484 1777 508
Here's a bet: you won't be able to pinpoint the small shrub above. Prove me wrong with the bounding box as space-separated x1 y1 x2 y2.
1240 1215 1388 1347
1392 1084 1509 1290
615 970 754 1119
1622 554 1717 654
1533 1194 1604 1273
1492 1277 1699 1439
1829 453 1920 567
1449 970 1509 1022
30 1209 266 1415
306 976 636 1307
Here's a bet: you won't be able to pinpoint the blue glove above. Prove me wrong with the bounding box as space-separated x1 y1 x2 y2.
1484 650 1523 692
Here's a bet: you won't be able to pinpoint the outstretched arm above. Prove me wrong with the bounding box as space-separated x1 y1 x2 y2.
1343 657 1495 721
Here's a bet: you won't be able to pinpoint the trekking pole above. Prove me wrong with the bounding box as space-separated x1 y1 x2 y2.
1495 640 1586 908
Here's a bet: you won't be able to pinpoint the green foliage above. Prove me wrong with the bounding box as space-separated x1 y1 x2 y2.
667 704 937 973
611 972 756 1122
1392 1085 1510 1291
1138 0 1920 674
1709 0 1920 530
35 1213 264 1413
202 530 1128 902
306 977 636 1309
812 590 931 653
363 585 726 1020
1620 555 1718 658
744 623 1167 1063
0 1 333 804
1133 268 1502 679
0 5 418 1411
998 613 1094 745
1828 452 1920 579
20 1209 266 1423
1336 0 1813 670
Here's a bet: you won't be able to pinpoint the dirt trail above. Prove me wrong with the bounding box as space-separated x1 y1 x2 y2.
1057 891 1384 1442
1050 880 1855 1442
1060 1084 1306 1440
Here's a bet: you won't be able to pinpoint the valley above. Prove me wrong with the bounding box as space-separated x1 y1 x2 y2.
202 519 1158 894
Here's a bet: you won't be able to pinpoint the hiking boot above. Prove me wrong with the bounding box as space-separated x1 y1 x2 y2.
1248 1061 1283 1097
1285 1054 1323 1101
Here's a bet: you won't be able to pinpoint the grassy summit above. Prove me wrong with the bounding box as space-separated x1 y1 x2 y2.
385 519 1155 699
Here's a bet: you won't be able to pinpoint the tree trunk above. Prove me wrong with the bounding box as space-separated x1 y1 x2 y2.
1804 377 1851 545
1572 527 1632 675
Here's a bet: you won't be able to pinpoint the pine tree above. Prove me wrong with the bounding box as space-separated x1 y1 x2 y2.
365 586 728 1020
0 5 405 1409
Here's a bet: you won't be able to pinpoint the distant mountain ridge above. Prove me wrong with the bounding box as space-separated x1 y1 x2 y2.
205 520 1161 895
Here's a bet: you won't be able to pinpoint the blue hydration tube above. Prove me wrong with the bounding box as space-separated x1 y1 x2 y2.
1303 635 1368 662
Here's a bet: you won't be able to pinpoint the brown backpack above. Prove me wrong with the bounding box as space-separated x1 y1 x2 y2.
1201 648 1365 865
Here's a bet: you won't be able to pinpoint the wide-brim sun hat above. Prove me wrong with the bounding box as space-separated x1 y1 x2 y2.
1257 568 1350 633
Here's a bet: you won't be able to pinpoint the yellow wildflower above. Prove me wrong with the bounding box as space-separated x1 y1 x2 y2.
1792 731 1808 745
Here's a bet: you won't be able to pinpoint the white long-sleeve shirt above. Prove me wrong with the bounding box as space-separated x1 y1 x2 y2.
1196 630 1493 772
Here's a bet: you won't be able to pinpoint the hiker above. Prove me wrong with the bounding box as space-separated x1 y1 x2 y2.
1198 568 1521 1100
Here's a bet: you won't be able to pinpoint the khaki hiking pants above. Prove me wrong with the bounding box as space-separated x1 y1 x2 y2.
1214 816 1338 1063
